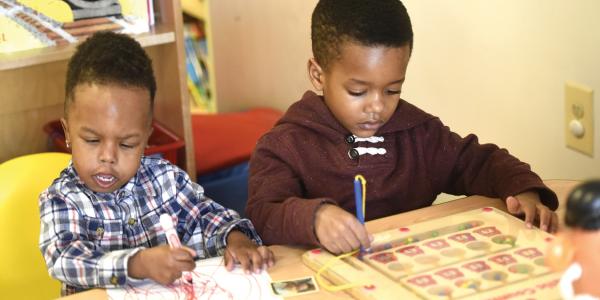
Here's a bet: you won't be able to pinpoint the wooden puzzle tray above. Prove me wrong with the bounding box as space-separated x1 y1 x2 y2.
303 207 561 300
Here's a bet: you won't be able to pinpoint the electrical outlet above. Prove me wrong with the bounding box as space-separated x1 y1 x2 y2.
565 82 594 157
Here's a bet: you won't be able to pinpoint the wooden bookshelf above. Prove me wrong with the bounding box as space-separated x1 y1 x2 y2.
182 0 218 115
0 0 197 180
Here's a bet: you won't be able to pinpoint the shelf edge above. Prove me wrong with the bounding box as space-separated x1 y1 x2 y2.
0 31 175 71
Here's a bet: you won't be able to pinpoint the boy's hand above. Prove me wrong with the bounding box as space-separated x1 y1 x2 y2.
314 204 373 255
224 230 274 274
128 244 196 285
506 191 558 233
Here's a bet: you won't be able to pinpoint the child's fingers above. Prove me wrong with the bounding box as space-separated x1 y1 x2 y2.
336 217 366 252
257 246 275 268
176 260 196 272
172 248 196 262
321 230 351 254
538 206 559 233
508 196 535 228
248 250 264 273
349 220 371 249
181 246 197 257
325 242 343 255
505 196 523 215
536 205 552 232
521 203 536 228
169 254 195 272
338 234 358 253
325 239 345 254
224 249 236 271
236 251 252 274
157 271 182 285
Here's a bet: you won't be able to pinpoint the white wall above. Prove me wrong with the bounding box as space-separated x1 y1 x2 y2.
210 0 600 181
401 0 599 181
209 0 315 112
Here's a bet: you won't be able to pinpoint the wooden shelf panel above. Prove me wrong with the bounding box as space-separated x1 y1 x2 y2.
0 24 175 71
0 0 196 178
138 24 177 47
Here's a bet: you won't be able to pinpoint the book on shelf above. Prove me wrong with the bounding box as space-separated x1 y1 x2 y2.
183 19 215 113
147 0 155 26
0 0 154 54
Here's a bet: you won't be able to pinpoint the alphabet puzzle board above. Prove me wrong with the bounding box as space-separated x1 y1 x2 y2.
302 207 561 300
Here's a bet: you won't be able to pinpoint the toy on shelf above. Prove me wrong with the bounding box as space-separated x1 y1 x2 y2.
546 180 600 300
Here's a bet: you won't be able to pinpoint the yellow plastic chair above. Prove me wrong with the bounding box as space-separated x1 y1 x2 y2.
0 152 71 300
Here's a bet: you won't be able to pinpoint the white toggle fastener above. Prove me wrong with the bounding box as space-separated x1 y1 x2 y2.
353 136 384 143
354 147 387 155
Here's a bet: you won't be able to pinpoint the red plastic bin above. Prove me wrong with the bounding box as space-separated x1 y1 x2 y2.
43 120 185 166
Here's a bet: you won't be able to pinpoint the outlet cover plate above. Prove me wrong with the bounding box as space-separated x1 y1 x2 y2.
565 82 594 157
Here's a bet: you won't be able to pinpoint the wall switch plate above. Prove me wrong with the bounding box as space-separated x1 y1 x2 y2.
565 82 594 157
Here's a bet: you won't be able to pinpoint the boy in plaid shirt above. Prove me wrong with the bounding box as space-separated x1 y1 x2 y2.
39 32 274 296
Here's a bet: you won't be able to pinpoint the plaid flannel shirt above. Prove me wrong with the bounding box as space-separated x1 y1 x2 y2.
39 156 261 296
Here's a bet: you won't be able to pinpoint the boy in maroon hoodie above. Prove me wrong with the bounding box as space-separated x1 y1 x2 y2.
246 0 558 254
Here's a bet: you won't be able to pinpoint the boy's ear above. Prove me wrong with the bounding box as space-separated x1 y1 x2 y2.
145 125 154 148
307 58 325 91
60 118 70 146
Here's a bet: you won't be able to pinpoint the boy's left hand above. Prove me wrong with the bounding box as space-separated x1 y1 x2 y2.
224 230 275 274
505 191 558 233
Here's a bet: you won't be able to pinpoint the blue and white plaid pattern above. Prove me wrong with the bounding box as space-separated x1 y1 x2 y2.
39 156 261 295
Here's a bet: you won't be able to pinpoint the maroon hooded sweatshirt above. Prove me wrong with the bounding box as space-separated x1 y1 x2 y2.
246 91 557 246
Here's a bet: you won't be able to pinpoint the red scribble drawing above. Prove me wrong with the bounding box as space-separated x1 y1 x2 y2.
107 256 281 300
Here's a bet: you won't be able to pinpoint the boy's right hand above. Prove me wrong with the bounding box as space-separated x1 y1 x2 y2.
314 204 372 254
128 244 196 285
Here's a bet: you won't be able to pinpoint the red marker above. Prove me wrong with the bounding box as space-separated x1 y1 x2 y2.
160 214 194 285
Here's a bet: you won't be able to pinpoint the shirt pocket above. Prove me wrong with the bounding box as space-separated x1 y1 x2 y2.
84 216 126 251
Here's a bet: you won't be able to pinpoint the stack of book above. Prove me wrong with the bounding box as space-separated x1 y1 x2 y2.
183 18 215 113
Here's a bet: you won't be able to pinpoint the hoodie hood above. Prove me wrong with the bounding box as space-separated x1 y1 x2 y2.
276 90 437 144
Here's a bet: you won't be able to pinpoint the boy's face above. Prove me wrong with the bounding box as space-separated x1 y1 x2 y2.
61 83 152 193
308 42 411 137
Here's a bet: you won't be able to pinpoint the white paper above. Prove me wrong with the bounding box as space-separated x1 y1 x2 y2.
107 256 282 300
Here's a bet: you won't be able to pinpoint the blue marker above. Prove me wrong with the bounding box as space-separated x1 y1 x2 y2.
354 176 364 224
354 175 367 256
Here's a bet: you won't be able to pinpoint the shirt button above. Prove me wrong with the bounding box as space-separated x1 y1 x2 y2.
345 134 355 144
128 218 137 225
110 275 118 285
348 148 359 160
96 227 104 236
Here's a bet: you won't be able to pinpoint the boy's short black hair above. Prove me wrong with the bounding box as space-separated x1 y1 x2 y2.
565 180 600 230
311 0 414 70
65 31 156 116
